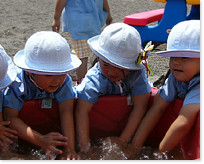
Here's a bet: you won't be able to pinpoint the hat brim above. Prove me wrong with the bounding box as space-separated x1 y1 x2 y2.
88 36 145 70
14 50 82 75
0 55 17 90
156 50 200 58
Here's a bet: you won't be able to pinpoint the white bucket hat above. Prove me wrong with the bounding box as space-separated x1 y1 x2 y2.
14 31 82 75
0 45 17 90
88 23 145 70
156 20 200 58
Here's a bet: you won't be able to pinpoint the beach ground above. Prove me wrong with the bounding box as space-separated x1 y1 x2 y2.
0 0 178 85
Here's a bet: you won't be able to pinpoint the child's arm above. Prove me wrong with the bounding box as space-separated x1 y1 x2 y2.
119 93 150 144
75 99 94 152
132 94 170 147
0 113 18 147
159 103 200 152
58 99 79 160
52 0 67 32
4 107 68 159
103 0 112 25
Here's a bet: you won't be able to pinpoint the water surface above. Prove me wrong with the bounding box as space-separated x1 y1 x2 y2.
0 136 185 160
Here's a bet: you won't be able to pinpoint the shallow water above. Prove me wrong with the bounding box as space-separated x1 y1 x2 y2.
0 137 185 160
78 137 185 160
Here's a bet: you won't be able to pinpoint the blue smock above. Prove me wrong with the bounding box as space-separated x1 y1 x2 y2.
158 73 200 106
74 62 152 104
62 0 108 39
3 68 76 111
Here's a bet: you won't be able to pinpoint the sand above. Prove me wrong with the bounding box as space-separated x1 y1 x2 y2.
0 0 170 85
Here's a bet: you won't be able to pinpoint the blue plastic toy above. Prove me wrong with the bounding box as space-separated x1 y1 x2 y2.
124 0 200 45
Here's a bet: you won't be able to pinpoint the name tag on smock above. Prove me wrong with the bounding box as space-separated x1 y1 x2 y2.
41 98 53 109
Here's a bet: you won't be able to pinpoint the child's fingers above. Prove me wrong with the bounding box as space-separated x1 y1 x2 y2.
0 125 18 140
48 132 66 137
47 132 68 141
46 150 56 160
3 137 14 145
4 130 18 140
47 145 63 156
52 140 68 147
0 134 14 145
66 153 80 160
66 154 74 160
4 127 18 135
0 121 11 126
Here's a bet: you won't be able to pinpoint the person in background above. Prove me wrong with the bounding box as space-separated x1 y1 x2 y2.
3 31 82 159
52 0 112 84
74 23 152 152
132 20 200 152
0 44 17 149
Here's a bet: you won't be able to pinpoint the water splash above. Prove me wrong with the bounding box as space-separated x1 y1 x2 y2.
0 142 50 160
0 137 185 160
79 137 185 160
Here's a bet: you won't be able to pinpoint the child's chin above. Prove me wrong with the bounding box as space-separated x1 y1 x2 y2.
174 76 188 82
108 78 120 82
47 88 58 93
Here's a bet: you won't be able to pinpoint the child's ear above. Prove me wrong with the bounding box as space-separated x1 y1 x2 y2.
25 71 32 75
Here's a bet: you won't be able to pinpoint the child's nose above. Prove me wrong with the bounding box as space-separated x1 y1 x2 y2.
107 70 115 77
107 66 118 76
52 76 61 83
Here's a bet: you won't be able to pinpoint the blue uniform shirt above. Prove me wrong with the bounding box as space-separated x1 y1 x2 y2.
62 0 108 39
158 73 200 106
3 68 76 111
74 62 152 104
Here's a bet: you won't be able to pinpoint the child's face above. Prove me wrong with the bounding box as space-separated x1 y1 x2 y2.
26 72 67 93
99 59 130 82
169 57 200 82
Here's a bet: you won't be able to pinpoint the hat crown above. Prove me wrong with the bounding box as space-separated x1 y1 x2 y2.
24 31 71 72
0 44 17 89
0 49 8 82
167 20 200 52
98 23 142 63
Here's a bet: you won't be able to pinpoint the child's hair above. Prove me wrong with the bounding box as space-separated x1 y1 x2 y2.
87 23 148 70
0 45 17 90
156 20 200 58
13 31 82 75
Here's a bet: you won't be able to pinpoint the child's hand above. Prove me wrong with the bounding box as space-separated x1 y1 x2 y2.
52 20 60 33
38 132 68 159
58 148 80 160
79 142 91 153
0 121 18 146
106 13 113 25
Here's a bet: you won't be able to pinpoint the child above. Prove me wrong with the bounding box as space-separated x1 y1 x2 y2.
52 0 112 83
132 20 200 152
3 31 82 159
74 23 152 152
0 44 17 148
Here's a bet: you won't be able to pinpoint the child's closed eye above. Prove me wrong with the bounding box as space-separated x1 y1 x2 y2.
182 57 190 60
103 63 109 67
101 60 109 67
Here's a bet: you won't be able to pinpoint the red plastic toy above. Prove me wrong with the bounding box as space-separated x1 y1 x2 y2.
19 87 200 160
